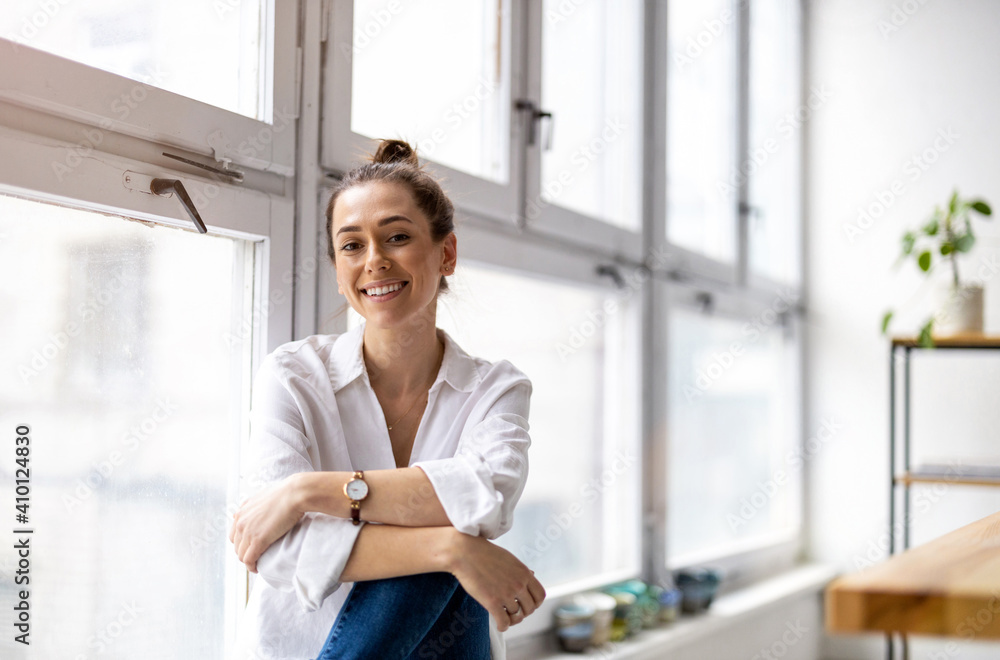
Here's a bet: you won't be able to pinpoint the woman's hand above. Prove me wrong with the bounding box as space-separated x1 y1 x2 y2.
446 532 546 632
229 474 306 573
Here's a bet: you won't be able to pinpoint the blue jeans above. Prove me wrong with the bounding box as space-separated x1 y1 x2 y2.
315 573 490 660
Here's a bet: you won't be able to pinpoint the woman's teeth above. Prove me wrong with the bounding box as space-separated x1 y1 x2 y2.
364 282 405 296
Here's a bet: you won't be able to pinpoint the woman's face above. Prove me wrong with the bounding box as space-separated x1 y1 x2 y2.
331 181 456 329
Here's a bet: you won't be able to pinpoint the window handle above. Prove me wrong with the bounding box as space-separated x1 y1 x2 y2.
515 99 554 150
596 264 626 288
150 178 207 234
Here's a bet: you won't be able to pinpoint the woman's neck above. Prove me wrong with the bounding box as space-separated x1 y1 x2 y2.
362 311 444 396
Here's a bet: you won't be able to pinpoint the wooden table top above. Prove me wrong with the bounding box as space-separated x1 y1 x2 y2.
826 510 1000 639
892 334 1000 348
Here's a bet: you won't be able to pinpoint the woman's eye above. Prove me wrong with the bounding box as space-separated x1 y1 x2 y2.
388 234 409 243
340 242 361 252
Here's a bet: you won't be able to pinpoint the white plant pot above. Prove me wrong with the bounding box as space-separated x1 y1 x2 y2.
934 282 984 336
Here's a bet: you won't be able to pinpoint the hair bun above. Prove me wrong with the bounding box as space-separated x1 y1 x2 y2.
371 139 420 167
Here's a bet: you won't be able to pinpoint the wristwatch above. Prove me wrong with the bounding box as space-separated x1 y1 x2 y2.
343 471 369 525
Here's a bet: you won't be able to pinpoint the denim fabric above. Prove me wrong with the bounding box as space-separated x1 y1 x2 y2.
315 573 490 660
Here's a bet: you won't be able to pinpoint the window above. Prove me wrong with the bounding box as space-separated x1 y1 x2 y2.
350 0 507 183
653 0 805 581
0 0 269 120
437 263 642 589
665 0 739 267
0 2 298 175
538 0 644 230
325 1 644 259
747 0 803 286
0 195 256 658
665 300 799 566
341 255 643 596
0 4 296 649
324 0 519 222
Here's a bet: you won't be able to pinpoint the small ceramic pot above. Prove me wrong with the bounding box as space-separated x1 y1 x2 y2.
554 602 595 653
658 587 682 623
935 282 984 335
675 568 721 613
573 592 617 645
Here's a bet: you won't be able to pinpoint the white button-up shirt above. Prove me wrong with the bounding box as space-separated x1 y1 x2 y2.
230 321 532 660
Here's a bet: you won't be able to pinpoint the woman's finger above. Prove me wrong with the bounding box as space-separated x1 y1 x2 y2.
507 602 525 626
526 577 546 611
515 593 536 617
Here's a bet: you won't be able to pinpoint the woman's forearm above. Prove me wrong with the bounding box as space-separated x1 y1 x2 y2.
294 468 451 527
339 524 457 582
341 524 548 633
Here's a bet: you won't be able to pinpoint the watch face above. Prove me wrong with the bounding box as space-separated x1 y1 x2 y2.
346 478 369 500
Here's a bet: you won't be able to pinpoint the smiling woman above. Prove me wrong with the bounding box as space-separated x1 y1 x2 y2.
228 139 545 660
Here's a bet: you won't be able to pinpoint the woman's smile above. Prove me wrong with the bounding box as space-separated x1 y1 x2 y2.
360 280 409 301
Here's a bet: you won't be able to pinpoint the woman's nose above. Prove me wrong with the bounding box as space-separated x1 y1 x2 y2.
365 244 390 271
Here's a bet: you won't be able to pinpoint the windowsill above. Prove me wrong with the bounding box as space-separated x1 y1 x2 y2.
506 563 837 659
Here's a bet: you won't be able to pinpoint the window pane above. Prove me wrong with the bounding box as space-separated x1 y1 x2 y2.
540 0 643 229
747 0 802 284
666 0 738 263
350 0 509 184
0 195 249 659
436 265 641 588
0 0 269 120
666 306 797 564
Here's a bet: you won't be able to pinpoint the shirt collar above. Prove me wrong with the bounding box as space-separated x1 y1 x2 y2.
328 321 480 394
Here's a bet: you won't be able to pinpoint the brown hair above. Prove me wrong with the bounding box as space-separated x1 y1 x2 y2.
325 139 455 292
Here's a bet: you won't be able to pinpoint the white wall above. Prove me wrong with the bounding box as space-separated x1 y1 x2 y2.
806 1 1000 658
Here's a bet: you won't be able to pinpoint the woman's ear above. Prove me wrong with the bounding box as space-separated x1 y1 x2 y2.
441 232 458 273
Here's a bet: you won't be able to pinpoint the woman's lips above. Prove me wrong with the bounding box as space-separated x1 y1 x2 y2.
361 281 407 302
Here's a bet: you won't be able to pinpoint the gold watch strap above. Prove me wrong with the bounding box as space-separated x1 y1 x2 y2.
350 471 364 525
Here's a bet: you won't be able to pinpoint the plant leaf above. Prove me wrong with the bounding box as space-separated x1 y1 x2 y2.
901 231 916 255
955 233 975 253
971 200 992 216
949 191 958 215
922 218 939 236
940 242 954 256
918 318 935 348
881 311 894 335
918 250 932 271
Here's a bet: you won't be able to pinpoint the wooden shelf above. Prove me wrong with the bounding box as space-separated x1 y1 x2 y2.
896 473 1000 487
826 510 1000 639
895 465 1000 488
892 333 1000 348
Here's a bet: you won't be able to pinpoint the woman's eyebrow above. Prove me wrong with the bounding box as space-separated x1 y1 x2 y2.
336 215 413 236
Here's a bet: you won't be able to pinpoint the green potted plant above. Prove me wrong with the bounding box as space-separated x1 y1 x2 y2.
882 190 992 347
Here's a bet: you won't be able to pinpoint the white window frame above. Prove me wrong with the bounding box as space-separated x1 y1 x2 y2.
321 0 525 225
0 43 296 646
518 0 645 262
655 0 805 293
651 277 804 588
0 1 299 177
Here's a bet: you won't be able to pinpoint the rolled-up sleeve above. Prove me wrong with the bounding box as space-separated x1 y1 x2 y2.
413 366 532 540
245 354 363 612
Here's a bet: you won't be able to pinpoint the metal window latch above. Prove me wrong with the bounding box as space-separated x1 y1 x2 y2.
150 178 207 234
162 151 244 183
514 99 554 149
596 264 626 289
